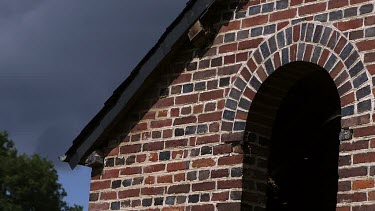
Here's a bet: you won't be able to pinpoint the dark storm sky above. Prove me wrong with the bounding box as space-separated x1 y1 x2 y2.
0 0 187 208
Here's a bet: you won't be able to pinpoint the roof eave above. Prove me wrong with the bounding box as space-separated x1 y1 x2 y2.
64 0 217 169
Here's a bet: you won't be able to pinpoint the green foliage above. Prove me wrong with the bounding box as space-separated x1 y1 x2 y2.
0 131 83 211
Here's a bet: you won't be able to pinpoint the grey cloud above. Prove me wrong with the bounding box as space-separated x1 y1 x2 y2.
0 0 187 170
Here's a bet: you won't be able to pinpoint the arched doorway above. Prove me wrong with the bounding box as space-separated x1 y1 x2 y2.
242 62 341 211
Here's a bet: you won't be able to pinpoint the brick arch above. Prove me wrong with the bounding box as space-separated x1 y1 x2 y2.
221 22 373 136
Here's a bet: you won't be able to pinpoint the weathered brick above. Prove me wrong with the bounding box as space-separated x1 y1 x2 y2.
118 189 140 198
192 182 215 191
299 2 326 16
167 161 189 172
168 184 190 194
192 158 216 168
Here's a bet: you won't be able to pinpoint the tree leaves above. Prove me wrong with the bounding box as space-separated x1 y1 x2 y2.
0 131 83 211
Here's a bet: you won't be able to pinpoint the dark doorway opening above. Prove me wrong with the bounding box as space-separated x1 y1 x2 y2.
241 62 341 211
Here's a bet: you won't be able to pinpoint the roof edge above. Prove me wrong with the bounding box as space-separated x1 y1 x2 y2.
64 0 217 169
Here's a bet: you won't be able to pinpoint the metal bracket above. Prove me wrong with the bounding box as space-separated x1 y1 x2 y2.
85 150 104 167
188 20 210 49
339 128 353 141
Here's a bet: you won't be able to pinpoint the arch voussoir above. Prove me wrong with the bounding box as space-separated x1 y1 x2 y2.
221 21 374 134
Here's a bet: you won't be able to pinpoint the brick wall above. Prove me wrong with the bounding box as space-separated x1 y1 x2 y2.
88 0 375 210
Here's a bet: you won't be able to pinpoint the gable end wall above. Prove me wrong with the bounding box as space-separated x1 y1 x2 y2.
89 0 375 210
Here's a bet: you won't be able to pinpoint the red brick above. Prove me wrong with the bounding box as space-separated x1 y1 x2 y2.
290 0 303 6
171 73 191 85
328 0 349 9
131 122 148 133
218 155 243 165
145 175 155 184
157 175 173 183
193 69 216 80
165 139 188 148
158 110 168 118
90 180 111 191
167 161 189 172
242 15 268 28
364 52 375 63
150 119 172 128
353 179 374 190
299 2 326 16
197 134 220 145
353 152 375 164
277 21 289 31
118 189 140 198
198 111 222 123
100 191 117 200
191 204 215 211
238 38 263 50
365 16 375 26
336 19 363 31
219 21 240 33
153 97 174 108
162 207 184 211
192 158 216 168
270 8 297 22
141 187 165 195
143 111 156 120
213 144 232 155
218 179 242 189
338 181 351 192
199 90 224 101
224 54 235 64
368 191 375 200
334 37 347 54
174 173 185 182
329 61 344 79
149 152 158 162
120 166 142 175
89 202 110 210
212 192 229 201
173 116 197 125
172 150 184 159
211 169 229 178
340 140 369 151
337 192 367 203
168 184 190 194
219 43 237 53
273 52 281 70
144 164 165 173
357 39 375 51
102 169 119 179
256 66 267 82
354 126 375 137
318 49 330 68
236 52 248 62
221 132 243 143
120 144 141 154
336 207 350 211
162 129 173 138
353 204 375 211
175 94 198 105
192 182 215 191
143 141 164 151
351 0 371 4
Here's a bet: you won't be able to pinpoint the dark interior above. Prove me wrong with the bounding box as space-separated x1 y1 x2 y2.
266 65 341 211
